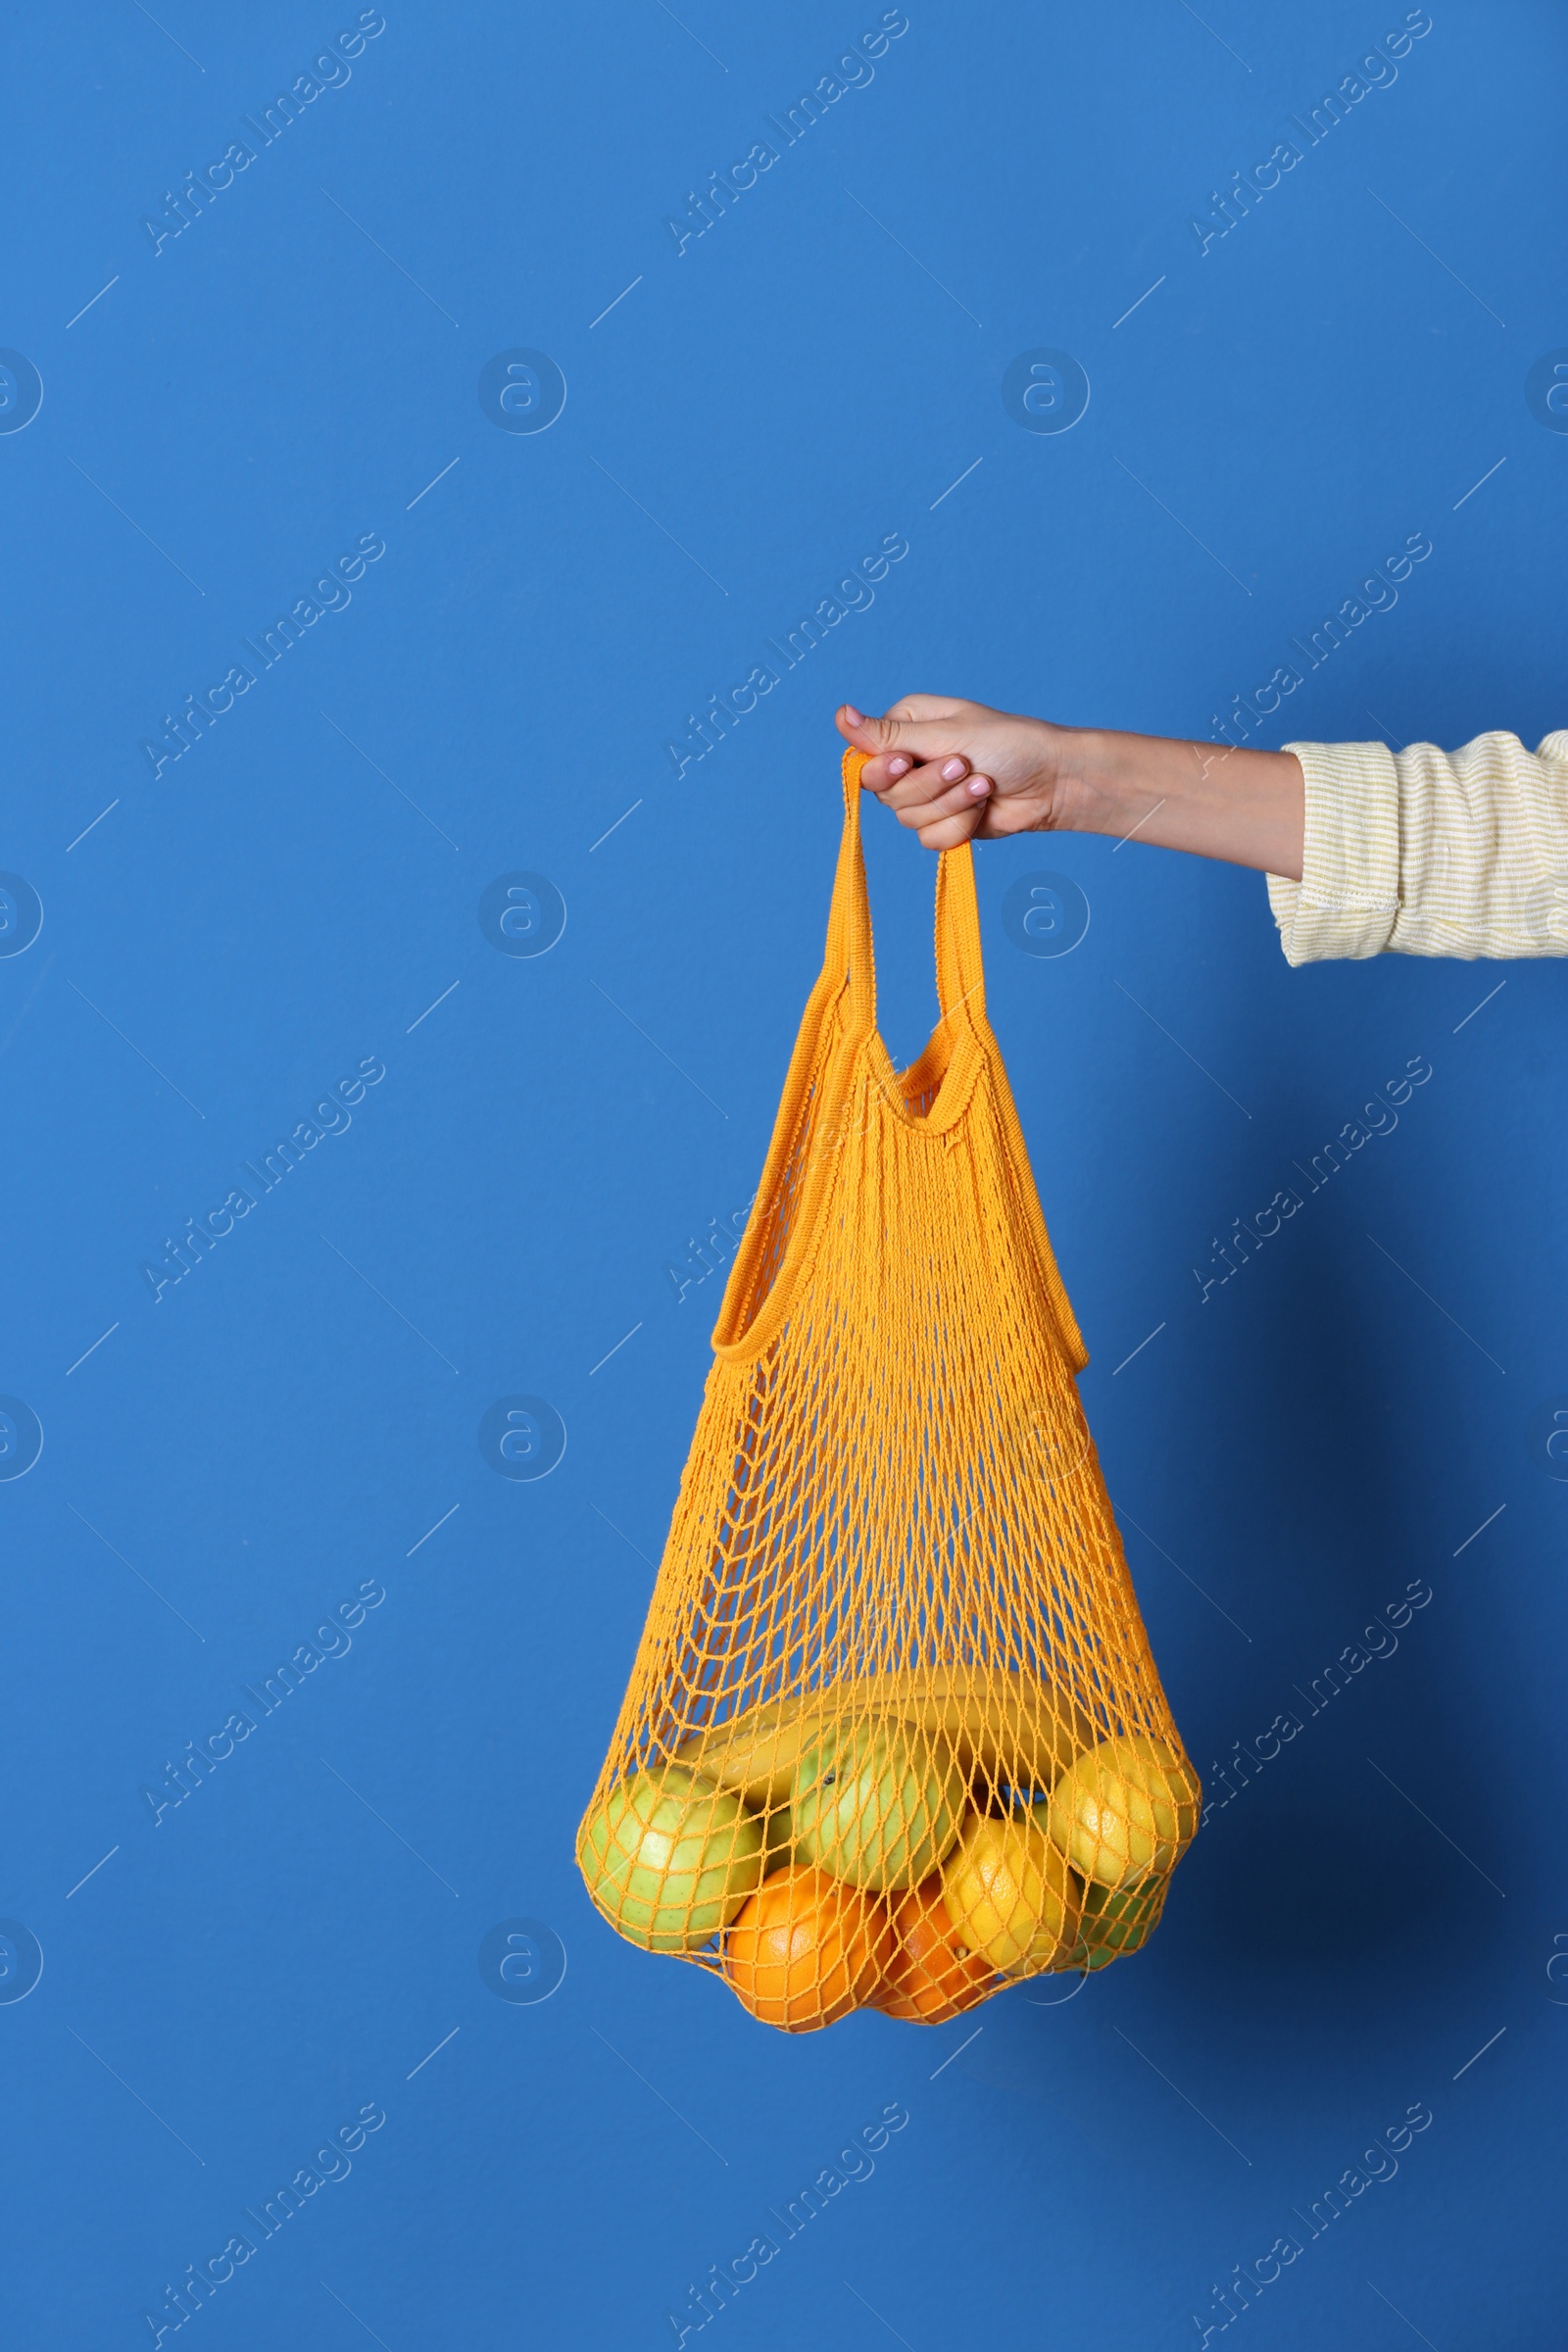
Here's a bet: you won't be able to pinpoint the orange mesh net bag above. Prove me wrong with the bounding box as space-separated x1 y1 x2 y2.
576 749 1200 2029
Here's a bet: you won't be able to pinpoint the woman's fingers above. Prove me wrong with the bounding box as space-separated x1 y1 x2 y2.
873 756 993 822
874 752 966 806
836 701 968 783
912 800 989 851
870 757 996 848
835 699 1006 849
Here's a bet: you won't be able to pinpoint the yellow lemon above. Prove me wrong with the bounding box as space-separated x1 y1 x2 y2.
939 1809 1081 1975
1046 1736 1200 1891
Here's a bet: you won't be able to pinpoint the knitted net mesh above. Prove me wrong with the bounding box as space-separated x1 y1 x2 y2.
577 752 1199 2029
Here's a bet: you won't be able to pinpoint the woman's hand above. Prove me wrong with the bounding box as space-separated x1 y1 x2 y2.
835 696 1068 850
835 695 1306 880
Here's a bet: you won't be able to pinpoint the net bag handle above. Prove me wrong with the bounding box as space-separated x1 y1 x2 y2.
833 749 986 1031
934 819 986 1030
823 752 877 1035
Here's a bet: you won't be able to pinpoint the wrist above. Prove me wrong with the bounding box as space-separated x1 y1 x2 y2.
1040 726 1144 839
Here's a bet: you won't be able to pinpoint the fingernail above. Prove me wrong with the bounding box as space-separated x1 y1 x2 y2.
941 758 966 781
842 705 865 725
967 776 991 798
887 757 910 778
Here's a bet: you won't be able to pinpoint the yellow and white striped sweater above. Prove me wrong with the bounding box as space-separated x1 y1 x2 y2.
1266 732 1568 962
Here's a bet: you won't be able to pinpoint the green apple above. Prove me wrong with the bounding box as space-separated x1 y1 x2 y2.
1070 1875 1168 1971
790 1719 965 1893
576 1765 765 1951
762 1803 794 1870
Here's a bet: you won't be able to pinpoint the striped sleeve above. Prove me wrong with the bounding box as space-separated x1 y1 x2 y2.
1264 730 1568 963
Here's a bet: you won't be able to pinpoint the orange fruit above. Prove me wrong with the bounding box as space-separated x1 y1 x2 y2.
872 1876 997 2023
723 1866 893 2033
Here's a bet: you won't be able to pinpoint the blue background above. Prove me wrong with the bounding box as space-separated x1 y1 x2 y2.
3 3 1564 2345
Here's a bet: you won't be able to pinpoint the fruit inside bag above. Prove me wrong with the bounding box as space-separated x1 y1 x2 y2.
576 752 1201 2029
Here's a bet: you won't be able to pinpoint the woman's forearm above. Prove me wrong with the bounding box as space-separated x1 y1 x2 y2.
1052 729 1305 882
